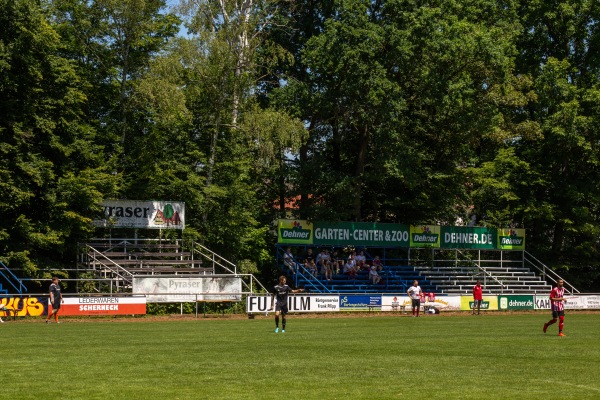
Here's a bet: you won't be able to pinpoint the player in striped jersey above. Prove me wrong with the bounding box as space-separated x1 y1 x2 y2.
543 279 567 336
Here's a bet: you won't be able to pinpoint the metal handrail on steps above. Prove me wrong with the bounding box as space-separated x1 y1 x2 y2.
523 251 579 294
85 246 135 285
0 260 28 294
192 243 269 294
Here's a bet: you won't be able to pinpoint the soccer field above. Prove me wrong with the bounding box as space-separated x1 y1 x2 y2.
2 313 599 400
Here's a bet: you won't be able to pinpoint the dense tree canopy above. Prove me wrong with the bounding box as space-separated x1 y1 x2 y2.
0 0 599 290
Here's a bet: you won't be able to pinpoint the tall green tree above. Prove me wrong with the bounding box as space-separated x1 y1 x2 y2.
136 1 308 275
270 0 522 224
0 0 117 286
51 0 180 172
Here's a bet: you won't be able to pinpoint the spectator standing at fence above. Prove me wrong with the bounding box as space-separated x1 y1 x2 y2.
331 250 343 274
345 253 357 279
543 279 567 337
472 280 483 315
303 248 314 265
355 250 367 270
369 265 381 285
372 255 383 272
270 276 304 333
323 260 333 282
307 260 318 279
407 280 422 317
283 247 296 275
45 277 63 324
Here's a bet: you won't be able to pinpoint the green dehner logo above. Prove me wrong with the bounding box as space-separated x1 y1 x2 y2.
280 221 311 240
500 229 524 246
412 226 438 243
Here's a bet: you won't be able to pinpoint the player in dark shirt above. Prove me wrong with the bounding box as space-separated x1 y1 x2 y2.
45 277 63 324
269 276 304 333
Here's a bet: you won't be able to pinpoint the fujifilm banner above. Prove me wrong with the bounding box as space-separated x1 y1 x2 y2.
247 295 340 313
94 200 185 229
133 276 242 302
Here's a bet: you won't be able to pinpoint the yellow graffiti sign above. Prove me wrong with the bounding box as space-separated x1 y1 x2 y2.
0 297 46 317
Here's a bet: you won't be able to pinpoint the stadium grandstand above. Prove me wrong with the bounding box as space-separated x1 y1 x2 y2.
0 226 577 299
275 220 578 296
276 245 562 295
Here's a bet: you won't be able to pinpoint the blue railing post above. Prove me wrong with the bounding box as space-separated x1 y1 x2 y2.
0 261 27 294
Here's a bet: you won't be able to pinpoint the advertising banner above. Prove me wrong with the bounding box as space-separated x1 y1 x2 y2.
534 295 551 310
440 226 496 249
497 228 526 250
133 276 242 302
381 295 412 311
277 220 410 247
581 295 600 309
0 297 47 317
339 295 382 310
498 295 535 310
277 219 314 245
461 296 498 311
435 295 462 311
94 200 185 230
535 294 600 310
277 220 526 250
49 297 147 316
246 295 339 313
410 225 442 248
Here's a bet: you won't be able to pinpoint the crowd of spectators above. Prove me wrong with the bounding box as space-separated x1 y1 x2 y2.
282 247 385 284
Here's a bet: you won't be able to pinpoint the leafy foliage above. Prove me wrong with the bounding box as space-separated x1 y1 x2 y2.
0 0 599 290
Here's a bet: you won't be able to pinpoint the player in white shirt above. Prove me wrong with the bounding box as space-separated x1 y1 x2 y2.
407 280 422 317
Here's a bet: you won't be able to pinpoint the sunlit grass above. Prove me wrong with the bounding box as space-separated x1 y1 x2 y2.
2 312 599 399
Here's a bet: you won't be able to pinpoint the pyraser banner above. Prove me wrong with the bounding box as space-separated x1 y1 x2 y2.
133 276 242 302
94 200 185 230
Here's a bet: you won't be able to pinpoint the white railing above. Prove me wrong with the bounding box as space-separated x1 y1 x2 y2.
523 251 579 294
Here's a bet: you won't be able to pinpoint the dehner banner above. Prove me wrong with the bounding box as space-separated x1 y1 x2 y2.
94 200 185 229
133 276 242 302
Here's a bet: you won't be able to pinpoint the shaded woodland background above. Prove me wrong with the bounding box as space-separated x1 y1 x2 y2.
1 0 599 290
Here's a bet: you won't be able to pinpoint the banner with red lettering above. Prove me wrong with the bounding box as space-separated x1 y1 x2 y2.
49 296 147 316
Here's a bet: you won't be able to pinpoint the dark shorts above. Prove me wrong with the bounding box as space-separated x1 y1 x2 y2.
275 302 288 315
552 310 565 318
411 299 420 308
474 299 482 305
52 300 61 311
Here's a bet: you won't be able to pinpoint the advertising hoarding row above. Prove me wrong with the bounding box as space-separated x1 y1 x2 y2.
277 219 525 250
0 296 147 317
247 294 600 313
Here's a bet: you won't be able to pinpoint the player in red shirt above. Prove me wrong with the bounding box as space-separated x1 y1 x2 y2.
472 279 483 315
543 279 567 336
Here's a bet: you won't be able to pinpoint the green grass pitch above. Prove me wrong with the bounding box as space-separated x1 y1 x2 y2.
2 312 599 400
